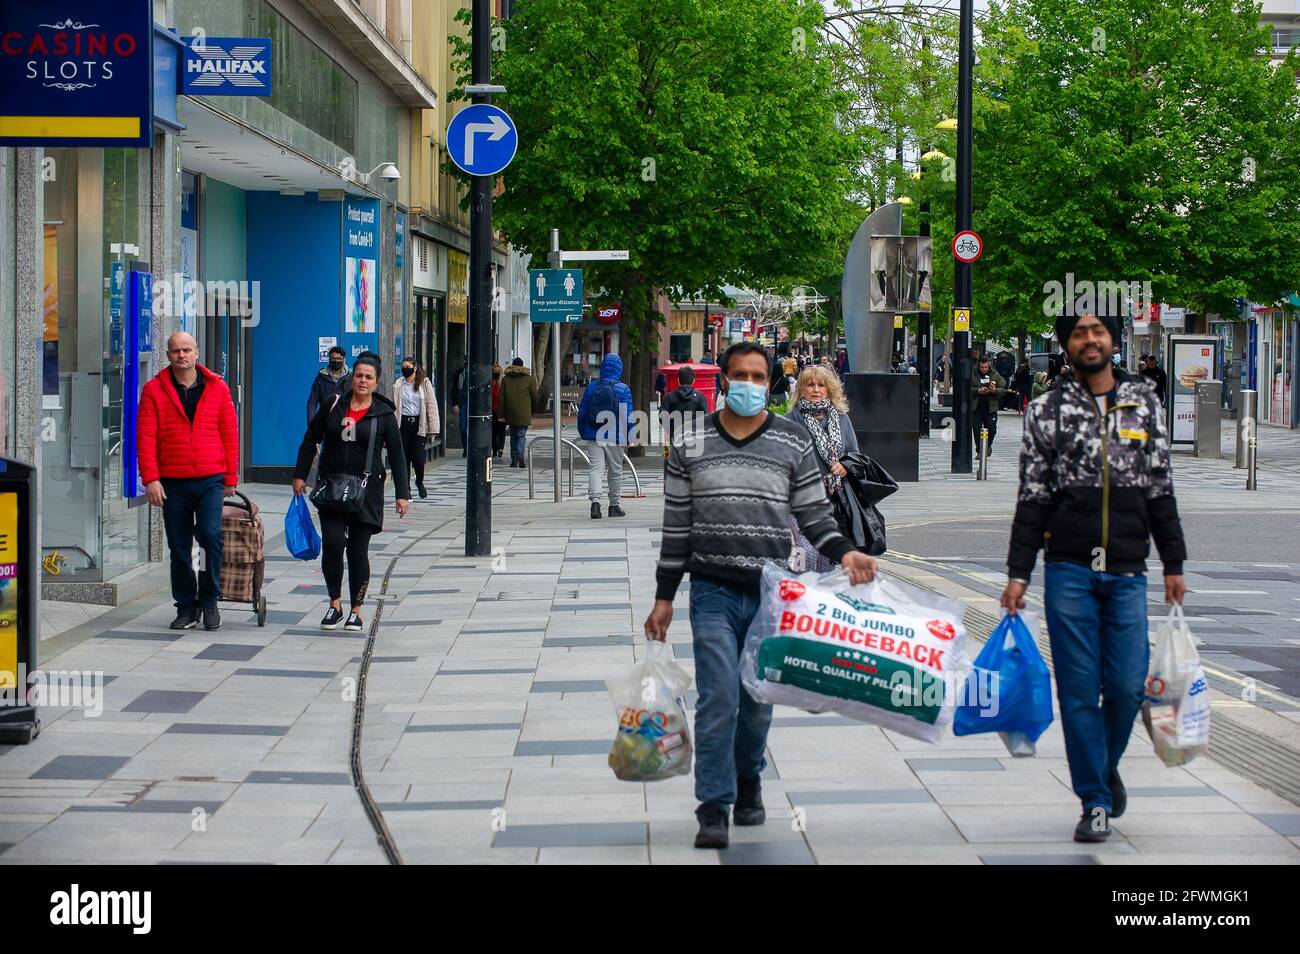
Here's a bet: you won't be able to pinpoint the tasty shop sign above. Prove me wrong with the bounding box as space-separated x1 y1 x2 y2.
0 1 153 147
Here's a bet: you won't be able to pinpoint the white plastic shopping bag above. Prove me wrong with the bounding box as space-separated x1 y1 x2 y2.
606 639 693 781
740 562 969 743
1142 605 1211 766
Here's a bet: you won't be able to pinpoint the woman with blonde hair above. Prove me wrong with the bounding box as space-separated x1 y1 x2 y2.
786 364 860 572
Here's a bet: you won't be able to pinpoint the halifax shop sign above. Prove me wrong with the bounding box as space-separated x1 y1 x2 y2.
0 0 154 147
183 37 272 96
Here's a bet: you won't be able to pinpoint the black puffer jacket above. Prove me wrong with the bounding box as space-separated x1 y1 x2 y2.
294 390 409 530
1007 367 1186 580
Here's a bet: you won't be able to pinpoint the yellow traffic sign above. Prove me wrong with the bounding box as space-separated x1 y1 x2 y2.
893 315 904 329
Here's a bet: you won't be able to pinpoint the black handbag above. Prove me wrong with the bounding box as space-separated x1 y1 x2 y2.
310 403 379 514
834 452 895 556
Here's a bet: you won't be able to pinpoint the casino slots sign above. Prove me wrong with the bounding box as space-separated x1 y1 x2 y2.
0 1 153 147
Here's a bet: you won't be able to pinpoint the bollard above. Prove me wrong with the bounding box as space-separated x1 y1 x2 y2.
1235 389 1256 470
1246 422 1258 491
567 442 575 498
976 427 989 480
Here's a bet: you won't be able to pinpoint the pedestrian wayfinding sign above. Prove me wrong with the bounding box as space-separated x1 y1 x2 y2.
447 103 517 177
529 268 583 323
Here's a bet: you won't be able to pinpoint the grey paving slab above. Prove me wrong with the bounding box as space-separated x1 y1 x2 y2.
232 668 338 679
31 756 130 780
243 771 351 786
980 853 1100 865
721 841 816 865
514 740 610 756
194 643 264 662
97 631 180 642
530 680 606 693
378 800 500 811
1254 814 1300 836
405 723 521 733
491 822 647 848
437 668 536 676
122 690 207 714
786 789 934 805
164 723 289 737
906 758 1006 772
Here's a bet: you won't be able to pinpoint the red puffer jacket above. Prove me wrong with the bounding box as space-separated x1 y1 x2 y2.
137 365 239 486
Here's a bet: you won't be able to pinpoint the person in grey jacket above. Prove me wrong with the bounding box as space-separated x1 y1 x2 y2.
785 363 859 572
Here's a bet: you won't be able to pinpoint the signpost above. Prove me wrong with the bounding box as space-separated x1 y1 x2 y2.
447 103 518 177
532 230 628 502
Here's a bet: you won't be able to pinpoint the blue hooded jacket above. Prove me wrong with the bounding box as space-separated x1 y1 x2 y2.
577 354 636 443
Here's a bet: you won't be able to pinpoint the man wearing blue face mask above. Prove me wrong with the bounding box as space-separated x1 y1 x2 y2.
644 341 879 850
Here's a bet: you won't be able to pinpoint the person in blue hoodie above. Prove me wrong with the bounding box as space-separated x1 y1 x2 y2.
577 353 636 519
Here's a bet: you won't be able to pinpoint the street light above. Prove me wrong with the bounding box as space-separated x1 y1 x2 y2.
355 162 400 185
920 148 949 161
934 117 959 131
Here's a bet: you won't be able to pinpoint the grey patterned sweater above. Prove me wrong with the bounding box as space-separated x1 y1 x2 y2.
655 412 855 601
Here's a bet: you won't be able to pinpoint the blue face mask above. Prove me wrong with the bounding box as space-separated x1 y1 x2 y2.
724 379 768 417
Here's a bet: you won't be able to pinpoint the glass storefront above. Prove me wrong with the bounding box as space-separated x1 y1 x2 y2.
1260 310 1295 427
41 147 152 583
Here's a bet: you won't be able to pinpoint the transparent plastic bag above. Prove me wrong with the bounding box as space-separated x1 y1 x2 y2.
740 562 969 743
1142 606 1211 765
606 640 693 781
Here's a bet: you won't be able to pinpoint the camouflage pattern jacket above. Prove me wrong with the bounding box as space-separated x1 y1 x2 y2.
1007 367 1186 580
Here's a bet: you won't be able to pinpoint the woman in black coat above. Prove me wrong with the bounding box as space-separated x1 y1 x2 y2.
292 354 409 632
785 364 860 572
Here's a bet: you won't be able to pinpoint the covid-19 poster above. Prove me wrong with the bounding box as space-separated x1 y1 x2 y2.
342 196 379 362
0 492 19 690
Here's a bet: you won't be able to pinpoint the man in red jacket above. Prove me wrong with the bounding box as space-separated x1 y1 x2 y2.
136 332 240 631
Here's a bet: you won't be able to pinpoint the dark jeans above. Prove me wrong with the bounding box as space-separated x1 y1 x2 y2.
320 511 375 608
973 402 997 454
509 425 528 463
1044 560 1149 813
161 474 226 610
689 578 770 807
400 415 426 485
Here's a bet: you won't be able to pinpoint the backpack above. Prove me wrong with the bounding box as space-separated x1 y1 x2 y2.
588 379 620 426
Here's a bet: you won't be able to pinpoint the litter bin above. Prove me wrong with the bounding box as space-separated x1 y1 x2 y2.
1194 379 1223 459
0 457 39 743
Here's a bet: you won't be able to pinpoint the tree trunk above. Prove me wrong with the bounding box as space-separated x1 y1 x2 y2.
1016 330 1027 365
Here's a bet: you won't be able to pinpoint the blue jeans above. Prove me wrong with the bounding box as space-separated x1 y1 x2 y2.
161 474 226 610
509 425 528 462
689 578 771 807
1043 560 1149 813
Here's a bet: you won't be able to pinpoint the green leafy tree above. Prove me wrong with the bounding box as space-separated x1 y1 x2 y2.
975 0 1300 341
454 0 857 411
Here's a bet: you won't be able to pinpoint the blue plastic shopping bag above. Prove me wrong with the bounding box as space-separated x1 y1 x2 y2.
953 611 1053 743
285 493 321 560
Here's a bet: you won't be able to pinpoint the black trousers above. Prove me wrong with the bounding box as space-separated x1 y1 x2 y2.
492 417 506 454
973 402 998 454
400 415 426 485
320 511 375 607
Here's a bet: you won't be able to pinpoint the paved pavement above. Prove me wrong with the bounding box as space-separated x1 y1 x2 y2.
2 424 1298 864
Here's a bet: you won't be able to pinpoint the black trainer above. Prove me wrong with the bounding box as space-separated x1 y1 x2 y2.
1109 770 1127 819
321 606 345 631
344 611 364 632
733 775 766 826
169 606 199 630
1074 808 1111 843
607 503 626 518
694 803 730 849
590 502 602 519
417 481 428 499
202 605 221 631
